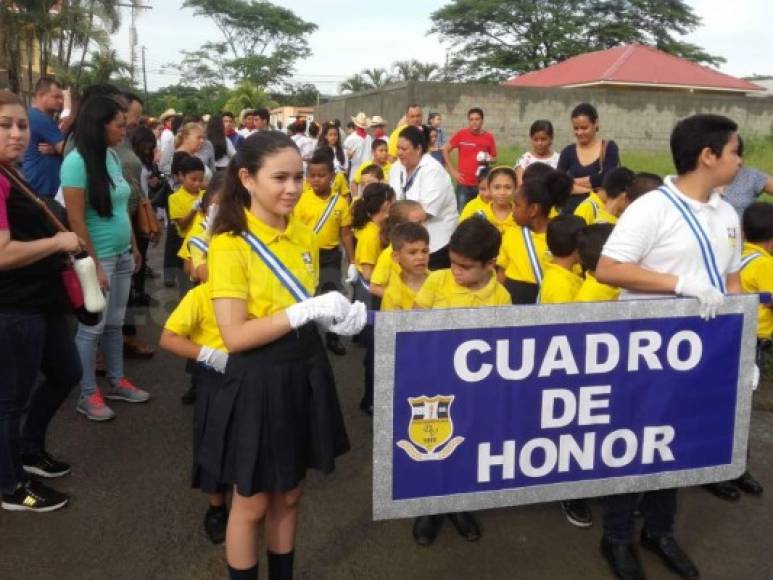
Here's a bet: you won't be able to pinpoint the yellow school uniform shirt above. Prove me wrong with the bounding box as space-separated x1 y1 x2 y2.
164 282 226 352
353 160 392 185
371 244 401 287
168 186 202 236
460 196 488 222
575 271 620 302
388 124 407 157
538 262 584 304
293 189 352 250
208 209 318 319
381 274 421 311
497 226 550 283
354 221 382 275
178 212 206 261
739 241 773 339
574 191 618 226
415 269 510 309
459 200 515 234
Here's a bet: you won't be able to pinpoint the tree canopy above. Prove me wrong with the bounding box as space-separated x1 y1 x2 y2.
430 0 724 82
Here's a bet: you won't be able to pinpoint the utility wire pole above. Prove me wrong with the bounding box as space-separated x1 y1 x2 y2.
118 1 152 86
141 45 148 103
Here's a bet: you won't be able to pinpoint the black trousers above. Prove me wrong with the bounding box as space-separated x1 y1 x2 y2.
124 233 151 337
601 488 677 544
0 311 81 493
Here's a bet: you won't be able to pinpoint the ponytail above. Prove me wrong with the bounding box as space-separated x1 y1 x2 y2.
351 182 395 230
545 170 572 213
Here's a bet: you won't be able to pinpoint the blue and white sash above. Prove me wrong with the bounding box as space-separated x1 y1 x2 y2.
188 236 209 254
658 186 726 293
313 194 340 234
241 231 311 303
522 227 543 285
588 199 600 220
740 252 762 271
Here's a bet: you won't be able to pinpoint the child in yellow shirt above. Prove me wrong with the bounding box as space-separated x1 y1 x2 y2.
159 282 229 545
352 139 392 197
168 155 206 238
178 173 224 283
538 214 585 304
412 217 509 546
458 168 491 221
459 166 516 234
574 167 635 226
382 222 430 311
351 183 394 301
575 223 620 302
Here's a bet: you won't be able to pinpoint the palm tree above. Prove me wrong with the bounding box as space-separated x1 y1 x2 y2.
223 80 277 116
392 60 415 82
361 67 392 89
338 73 371 94
412 62 440 82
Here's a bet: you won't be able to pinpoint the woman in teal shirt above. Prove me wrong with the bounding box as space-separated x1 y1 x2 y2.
61 95 150 421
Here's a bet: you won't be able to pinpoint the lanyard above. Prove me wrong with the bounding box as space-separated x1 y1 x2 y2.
399 166 421 200
740 252 762 271
658 186 725 293
521 227 543 284
241 231 311 303
313 194 340 234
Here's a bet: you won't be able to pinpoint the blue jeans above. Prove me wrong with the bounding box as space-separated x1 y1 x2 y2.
75 250 134 396
0 312 81 493
456 184 478 211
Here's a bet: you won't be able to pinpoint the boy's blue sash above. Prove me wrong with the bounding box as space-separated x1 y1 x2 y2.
522 227 543 285
313 194 340 234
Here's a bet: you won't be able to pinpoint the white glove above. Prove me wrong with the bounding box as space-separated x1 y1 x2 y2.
197 346 229 373
205 203 219 233
345 263 359 284
326 300 367 336
752 364 760 391
286 291 352 329
675 276 724 320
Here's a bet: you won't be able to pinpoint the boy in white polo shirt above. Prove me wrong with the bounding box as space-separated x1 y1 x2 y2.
595 114 743 580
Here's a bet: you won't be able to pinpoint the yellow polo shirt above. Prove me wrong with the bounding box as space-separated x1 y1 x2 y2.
415 269 510 309
164 282 225 352
302 173 350 199
293 189 352 250
388 124 407 157
178 212 206 261
353 160 392 185
208 210 318 318
382 274 422 311
739 241 773 339
168 186 202 236
538 262 584 304
371 244 401 287
574 191 618 226
497 226 550 283
575 271 620 302
460 195 488 222
459 200 515 234
354 221 382 275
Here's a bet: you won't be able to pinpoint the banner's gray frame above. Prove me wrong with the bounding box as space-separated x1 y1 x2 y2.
372 296 758 520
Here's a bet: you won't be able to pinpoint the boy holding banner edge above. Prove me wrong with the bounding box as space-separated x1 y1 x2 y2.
596 114 745 580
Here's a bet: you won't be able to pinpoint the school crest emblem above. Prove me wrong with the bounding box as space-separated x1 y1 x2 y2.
396 395 465 461
301 252 313 265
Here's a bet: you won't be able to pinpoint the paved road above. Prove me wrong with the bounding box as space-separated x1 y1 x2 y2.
1 252 772 580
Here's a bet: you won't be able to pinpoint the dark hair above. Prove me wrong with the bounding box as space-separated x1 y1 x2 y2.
0 89 24 108
487 166 517 188
130 125 157 168
628 172 663 202
333 119 341 128
179 155 205 176
346 121 355 130
391 222 429 251
295 119 307 134
318 121 345 167
571 103 598 123
206 114 228 160
602 167 635 199
547 214 585 258
467 107 484 119
530 120 554 138
742 202 773 243
222 111 235 121
308 149 334 174
361 164 384 181
670 114 738 175
578 223 615 272
451 217 501 263
427 112 441 123
399 125 428 154
121 90 143 106
520 170 572 217
309 121 321 139
406 103 421 114
738 135 745 158
477 166 490 184
170 115 184 135
213 131 300 235
171 151 191 176
34 76 61 95
522 161 554 182
73 95 127 218
351 183 395 230
254 108 270 123
372 138 387 152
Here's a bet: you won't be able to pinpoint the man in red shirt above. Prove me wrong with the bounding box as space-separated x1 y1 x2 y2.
443 107 497 210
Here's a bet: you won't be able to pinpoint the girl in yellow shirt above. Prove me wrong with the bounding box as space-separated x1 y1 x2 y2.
202 132 366 580
459 166 516 234
351 182 394 302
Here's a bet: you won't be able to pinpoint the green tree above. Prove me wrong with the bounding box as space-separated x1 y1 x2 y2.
222 81 277 117
181 0 317 87
392 60 441 82
430 0 724 82
270 83 321 107
339 74 371 94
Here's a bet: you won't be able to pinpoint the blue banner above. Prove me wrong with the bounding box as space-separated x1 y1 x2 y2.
373 298 757 519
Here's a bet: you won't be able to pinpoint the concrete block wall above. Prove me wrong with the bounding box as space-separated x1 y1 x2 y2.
318 82 773 153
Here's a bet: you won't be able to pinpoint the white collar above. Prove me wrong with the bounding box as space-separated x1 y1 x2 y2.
663 175 722 210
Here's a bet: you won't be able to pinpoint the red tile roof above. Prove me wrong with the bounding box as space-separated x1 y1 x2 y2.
503 45 764 93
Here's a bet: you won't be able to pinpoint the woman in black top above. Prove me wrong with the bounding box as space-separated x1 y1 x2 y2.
0 90 82 513
557 103 620 213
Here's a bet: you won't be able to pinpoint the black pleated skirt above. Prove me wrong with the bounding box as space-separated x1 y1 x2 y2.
191 366 227 494
504 278 539 305
197 324 350 496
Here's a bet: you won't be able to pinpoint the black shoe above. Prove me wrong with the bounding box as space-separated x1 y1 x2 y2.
447 511 481 542
561 499 593 528
734 471 763 495
1 479 69 512
129 292 152 307
181 384 197 405
412 515 442 547
326 333 347 356
702 481 740 501
640 530 699 579
22 450 71 479
204 505 228 544
600 539 646 580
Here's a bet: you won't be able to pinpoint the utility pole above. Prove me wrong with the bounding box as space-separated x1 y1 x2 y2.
141 45 148 103
118 1 152 86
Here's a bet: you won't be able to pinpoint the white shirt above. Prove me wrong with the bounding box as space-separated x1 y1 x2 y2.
516 151 560 170
602 175 742 299
389 154 459 253
344 132 372 180
157 128 175 176
238 127 256 138
291 134 315 162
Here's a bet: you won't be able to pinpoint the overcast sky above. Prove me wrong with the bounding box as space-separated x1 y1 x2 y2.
113 0 773 93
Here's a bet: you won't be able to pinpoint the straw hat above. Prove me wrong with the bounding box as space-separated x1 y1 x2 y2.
351 112 370 129
158 108 178 122
369 115 387 127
